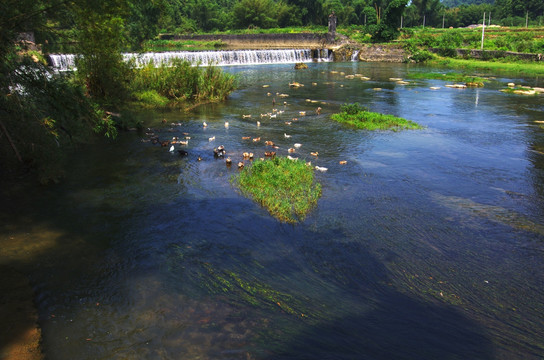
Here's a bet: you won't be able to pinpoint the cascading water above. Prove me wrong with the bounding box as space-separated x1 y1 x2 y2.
48 49 331 71
351 50 360 61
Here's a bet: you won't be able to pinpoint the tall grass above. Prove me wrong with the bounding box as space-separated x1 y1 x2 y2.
129 58 237 107
234 157 322 223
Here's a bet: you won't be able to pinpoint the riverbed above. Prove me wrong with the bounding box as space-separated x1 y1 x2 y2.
1 61 543 359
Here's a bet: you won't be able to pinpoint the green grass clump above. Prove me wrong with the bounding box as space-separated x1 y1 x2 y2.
133 90 170 107
234 157 322 223
331 103 422 131
406 72 487 86
129 58 237 107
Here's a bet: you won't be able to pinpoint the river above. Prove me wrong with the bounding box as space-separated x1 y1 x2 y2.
1 61 543 359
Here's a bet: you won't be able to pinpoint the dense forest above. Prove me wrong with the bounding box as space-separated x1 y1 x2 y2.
32 0 544 51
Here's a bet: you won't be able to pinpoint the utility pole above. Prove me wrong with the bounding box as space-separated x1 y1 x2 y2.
488 12 491 25
526 11 529 28
481 12 485 50
400 15 403 28
442 13 445 28
423 14 425 28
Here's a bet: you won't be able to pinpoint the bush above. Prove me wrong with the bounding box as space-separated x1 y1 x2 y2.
340 102 368 115
409 49 435 63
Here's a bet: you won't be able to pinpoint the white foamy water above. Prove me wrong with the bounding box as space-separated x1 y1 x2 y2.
48 49 331 71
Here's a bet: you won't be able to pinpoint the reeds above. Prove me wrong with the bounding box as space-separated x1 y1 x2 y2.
129 58 237 107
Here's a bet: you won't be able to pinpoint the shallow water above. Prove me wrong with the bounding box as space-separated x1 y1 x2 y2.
1 62 544 359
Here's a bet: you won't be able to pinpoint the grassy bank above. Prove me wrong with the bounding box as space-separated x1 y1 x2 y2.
331 103 423 131
428 57 544 76
233 157 322 223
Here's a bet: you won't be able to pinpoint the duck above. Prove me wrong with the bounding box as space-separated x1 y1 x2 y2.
339 160 347 165
224 121 229 128
208 136 215 142
238 161 244 169
264 151 276 157
253 137 261 142
178 140 189 146
310 152 319 157
203 121 208 128
242 114 252 118
284 133 291 138
288 148 295 153
284 121 292 125
213 145 226 158
169 145 175 152
287 155 298 161
316 107 322 115
299 111 306 116
315 165 328 172
226 157 232 165
242 136 250 140
257 121 261 127
198 155 202 161
265 140 275 146
248 152 254 159
294 143 302 148
242 152 250 159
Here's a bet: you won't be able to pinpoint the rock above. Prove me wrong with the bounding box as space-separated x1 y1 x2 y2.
294 62 308 69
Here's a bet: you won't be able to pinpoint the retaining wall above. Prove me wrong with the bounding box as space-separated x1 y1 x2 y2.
160 33 333 49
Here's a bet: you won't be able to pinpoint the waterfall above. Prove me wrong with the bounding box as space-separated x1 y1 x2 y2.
48 49 330 71
351 50 360 61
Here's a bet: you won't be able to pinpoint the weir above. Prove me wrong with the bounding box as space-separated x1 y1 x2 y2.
48 49 332 71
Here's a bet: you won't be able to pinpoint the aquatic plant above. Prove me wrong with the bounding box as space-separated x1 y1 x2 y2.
129 58 237 107
331 103 422 131
233 157 322 223
406 72 487 86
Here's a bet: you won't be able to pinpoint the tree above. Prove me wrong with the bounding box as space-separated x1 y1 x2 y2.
73 0 131 102
232 0 278 28
370 0 408 42
127 0 163 49
0 0 116 182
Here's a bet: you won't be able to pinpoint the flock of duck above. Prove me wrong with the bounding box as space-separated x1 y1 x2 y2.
142 72 399 173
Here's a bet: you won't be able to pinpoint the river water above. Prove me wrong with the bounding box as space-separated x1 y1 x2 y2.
1 62 543 359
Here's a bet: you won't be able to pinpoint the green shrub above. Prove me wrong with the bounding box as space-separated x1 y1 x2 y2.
340 102 368 115
410 49 435 63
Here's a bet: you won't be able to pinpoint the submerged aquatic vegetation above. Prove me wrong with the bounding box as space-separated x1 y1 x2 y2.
233 157 322 223
331 103 422 131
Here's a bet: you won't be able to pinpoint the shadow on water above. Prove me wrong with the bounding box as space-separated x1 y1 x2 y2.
256 226 495 360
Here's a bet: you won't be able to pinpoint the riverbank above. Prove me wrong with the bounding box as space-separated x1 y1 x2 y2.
0 267 43 360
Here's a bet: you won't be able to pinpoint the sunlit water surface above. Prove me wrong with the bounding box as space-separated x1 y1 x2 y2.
1 62 544 359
